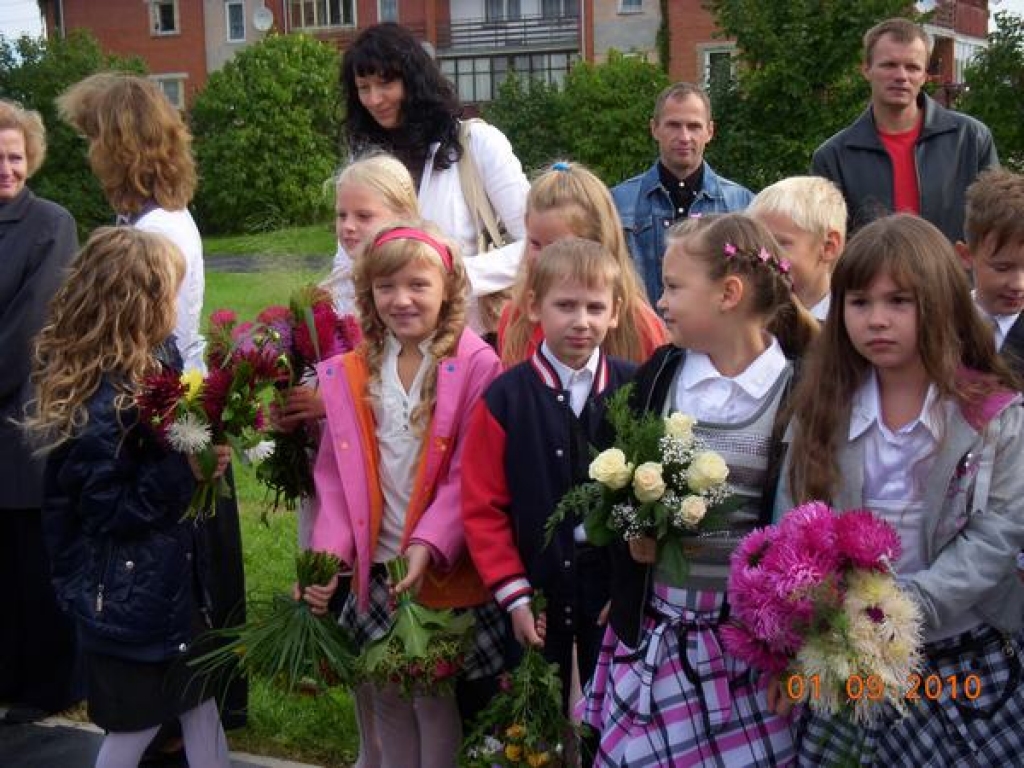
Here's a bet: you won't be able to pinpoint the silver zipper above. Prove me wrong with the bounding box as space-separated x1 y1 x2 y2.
95 583 105 613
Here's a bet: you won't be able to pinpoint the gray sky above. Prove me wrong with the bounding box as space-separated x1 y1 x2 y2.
2 0 1023 40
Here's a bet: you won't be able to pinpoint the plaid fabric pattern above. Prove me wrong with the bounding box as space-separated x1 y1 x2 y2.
339 568 506 681
797 625 1024 767
579 583 796 767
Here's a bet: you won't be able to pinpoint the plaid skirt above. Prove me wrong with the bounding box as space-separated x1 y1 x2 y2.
796 624 1024 767
578 583 796 767
339 566 506 681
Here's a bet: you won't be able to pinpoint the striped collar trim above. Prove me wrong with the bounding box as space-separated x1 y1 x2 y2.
529 346 610 397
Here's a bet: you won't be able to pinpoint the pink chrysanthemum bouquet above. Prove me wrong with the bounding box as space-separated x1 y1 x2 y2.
722 502 924 723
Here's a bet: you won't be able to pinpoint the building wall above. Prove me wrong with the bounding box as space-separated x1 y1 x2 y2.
591 0 659 64
666 0 725 85
50 0 209 105
204 0 281 72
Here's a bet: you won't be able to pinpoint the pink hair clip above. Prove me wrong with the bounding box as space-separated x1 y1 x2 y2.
758 247 772 263
723 243 737 257
778 258 791 274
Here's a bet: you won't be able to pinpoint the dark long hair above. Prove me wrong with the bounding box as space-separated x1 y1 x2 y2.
341 23 462 172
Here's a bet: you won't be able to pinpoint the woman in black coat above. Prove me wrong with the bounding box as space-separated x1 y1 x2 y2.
0 98 79 723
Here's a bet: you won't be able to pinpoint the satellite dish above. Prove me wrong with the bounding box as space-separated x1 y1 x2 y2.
253 7 274 32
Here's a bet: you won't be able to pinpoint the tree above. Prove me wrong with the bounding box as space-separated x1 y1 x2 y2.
704 0 908 191
959 11 1024 172
485 52 668 186
0 30 145 232
191 33 342 234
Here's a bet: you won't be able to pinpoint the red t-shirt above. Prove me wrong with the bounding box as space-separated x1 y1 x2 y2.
879 119 923 215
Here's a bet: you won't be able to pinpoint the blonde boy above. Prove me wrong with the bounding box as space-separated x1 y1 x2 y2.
957 168 1024 365
749 176 846 320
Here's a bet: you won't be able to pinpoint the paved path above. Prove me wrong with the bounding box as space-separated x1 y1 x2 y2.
205 254 333 273
0 714 324 768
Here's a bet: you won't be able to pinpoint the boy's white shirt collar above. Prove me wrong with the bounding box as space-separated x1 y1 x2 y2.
971 292 1020 351
539 341 601 388
680 335 787 400
809 293 831 321
849 369 943 441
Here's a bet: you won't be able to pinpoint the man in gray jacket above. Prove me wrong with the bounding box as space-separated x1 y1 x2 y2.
812 17 998 243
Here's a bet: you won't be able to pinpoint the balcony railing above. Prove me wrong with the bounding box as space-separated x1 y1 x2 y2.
436 13 580 52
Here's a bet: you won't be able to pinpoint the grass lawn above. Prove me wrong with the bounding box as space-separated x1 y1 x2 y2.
204 264 357 768
204 224 336 258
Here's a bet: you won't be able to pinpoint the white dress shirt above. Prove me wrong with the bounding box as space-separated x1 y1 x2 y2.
540 341 600 417
809 293 831 322
673 336 788 423
371 335 434 561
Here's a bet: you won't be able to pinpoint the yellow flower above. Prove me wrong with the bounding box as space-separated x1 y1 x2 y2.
505 724 526 741
632 461 666 502
589 448 633 490
527 751 551 767
687 450 729 492
505 744 523 761
180 368 204 402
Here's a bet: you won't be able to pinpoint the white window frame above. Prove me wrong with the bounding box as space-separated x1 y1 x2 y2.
698 42 737 90
289 0 356 30
619 0 642 13
226 1 246 42
150 0 180 36
152 74 187 110
378 0 398 23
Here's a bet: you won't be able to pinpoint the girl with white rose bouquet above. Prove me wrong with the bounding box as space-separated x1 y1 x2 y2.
577 214 819 767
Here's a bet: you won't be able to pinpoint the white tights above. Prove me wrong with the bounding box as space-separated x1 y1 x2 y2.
94 698 230 768
370 684 462 768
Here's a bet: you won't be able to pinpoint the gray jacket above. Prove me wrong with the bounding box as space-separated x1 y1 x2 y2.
777 396 1024 636
812 93 998 243
0 188 77 509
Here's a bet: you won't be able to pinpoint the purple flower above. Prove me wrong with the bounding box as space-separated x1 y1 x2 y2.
835 509 902 570
720 623 790 673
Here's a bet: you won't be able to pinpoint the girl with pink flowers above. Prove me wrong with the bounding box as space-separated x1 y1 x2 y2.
580 213 817 766
779 214 1024 767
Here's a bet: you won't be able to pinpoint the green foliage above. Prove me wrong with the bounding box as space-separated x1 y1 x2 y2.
704 0 908 191
959 12 1024 172
0 30 145 233
191 33 342 234
485 52 668 185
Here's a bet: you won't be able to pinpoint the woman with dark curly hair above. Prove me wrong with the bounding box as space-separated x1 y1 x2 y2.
342 22 530 336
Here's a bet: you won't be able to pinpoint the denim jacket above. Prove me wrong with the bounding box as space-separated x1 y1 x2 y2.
612 161 754 303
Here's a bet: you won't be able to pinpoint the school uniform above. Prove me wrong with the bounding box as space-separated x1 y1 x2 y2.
583 340 797 768
461 345 636 710
778 370 1024 767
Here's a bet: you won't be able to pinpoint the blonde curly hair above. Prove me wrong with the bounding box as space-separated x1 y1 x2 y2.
26 227 185 451
353 219 468 433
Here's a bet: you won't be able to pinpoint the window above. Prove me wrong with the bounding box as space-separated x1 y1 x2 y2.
226 1 246 42
485 0 521 22
378 0 398 22
289 0 355 29
440 51 575 103
619 0 642 12
541 0 579 18
152 75 186 110
699 44 736 91
150 1 179 35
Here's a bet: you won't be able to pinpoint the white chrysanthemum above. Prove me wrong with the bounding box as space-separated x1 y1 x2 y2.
244 440 276 464
167 412 212 453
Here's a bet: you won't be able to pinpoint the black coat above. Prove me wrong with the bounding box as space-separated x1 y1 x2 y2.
0 188 77 509
43 376 209 663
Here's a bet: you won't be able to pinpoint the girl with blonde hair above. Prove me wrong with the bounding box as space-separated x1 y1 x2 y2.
498 161 666 366
29 227 231 768
301 220 506 767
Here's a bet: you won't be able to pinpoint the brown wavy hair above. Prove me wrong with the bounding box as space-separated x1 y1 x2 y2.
25 227 185 451
502 161 658 365
353 219 469 432
666 214 820 359
788 214 1018 503
57 72 196 214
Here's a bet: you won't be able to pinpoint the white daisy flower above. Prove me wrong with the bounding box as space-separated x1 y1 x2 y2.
167 412 212 453
244 440 276 465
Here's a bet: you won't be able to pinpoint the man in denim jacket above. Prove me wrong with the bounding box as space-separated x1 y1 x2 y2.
612 82 753 303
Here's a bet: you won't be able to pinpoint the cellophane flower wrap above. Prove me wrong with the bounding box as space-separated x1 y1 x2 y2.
254 286 361 514
547 384 736 584
461 598 574 768
188 550 357 695
136 309 283 520
360 558 476 697
721 501 924 723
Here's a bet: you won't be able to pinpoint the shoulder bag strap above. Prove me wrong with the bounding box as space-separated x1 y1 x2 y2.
457 119 504 249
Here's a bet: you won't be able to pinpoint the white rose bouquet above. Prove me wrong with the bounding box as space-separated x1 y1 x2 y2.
546 384 736 583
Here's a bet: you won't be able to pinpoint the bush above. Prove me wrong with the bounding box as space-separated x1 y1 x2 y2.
191 33 342 234
0 30 145 233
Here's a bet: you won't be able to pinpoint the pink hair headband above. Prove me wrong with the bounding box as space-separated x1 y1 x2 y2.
372 227 453 272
